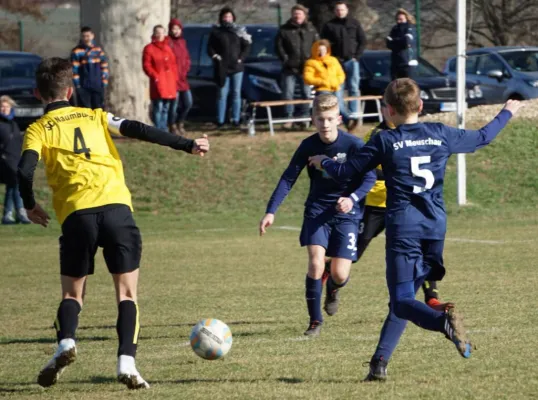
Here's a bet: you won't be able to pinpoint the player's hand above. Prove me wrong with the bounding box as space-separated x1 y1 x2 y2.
192 134 209 157
259 213 275 236
503 99 524 116
26 203 51 228
336 197 354 214
308 155 330 170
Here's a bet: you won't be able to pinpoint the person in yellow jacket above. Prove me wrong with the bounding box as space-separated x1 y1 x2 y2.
303 40 345 94
322 102 451 311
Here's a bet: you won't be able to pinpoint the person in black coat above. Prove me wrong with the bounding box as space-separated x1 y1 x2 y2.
275 4 318 127
386 8 418 80
321 1 367 129
0 96 30 224
207 7 252 128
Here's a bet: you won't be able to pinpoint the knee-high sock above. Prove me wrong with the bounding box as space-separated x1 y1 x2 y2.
55 299 81 343
305 276 323 324
422 280 439 302
117 300 139 357
372 307 408 362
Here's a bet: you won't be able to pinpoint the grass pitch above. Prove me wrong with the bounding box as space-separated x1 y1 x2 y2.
0 121 537 399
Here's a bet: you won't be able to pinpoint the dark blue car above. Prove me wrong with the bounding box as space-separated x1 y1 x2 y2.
444 46 538 104
0 51 43 129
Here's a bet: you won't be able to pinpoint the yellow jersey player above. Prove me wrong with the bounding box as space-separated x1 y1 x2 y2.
17 58 209 390
322 102 451 311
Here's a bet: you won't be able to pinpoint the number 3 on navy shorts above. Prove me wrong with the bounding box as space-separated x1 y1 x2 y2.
347 232 358 252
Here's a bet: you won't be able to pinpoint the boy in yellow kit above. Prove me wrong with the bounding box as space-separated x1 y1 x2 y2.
18 58 209 390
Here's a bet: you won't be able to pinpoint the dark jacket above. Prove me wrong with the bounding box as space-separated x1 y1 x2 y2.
70 41 109 91
386 23 418 74
0 113 23 186
207 24 251 87
321 17 367 62
275 19 319 74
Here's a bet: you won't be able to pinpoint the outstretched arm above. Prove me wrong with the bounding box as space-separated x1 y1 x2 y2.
447 100 523 154
107 114 209 155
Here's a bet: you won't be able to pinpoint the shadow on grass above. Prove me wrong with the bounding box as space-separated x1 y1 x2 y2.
0 336 111 345
76 319 282 331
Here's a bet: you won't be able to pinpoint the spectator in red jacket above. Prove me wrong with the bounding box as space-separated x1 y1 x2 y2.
143 25 178 131
168 18 192 135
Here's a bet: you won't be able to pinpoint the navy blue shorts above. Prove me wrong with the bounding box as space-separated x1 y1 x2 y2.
300 217 360 260
385 237 446 287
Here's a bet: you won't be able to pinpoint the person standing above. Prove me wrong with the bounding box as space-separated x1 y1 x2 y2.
168 18 193 135
321 1 367 130
386 8 418 80
0 96 30 224
70 26 108 109
275 4 318 130
143 25 178 131
207 7 252 128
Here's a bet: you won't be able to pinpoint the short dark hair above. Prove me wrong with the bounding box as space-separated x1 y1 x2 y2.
334 1 348 7
153 24 165 33
81 26 93 33
35 58 73 101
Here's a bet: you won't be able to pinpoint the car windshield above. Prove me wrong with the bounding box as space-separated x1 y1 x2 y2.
499 50 538 72
246 27 278 61
0 56 40 80
362 54 443 78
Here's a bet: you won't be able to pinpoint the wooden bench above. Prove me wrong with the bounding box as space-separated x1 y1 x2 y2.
248 95 384 136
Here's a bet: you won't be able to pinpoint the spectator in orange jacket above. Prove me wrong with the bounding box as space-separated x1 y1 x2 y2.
303 40 345 95
143 25 178 131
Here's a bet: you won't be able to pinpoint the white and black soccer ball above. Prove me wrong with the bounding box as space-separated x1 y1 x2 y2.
190 319 233 360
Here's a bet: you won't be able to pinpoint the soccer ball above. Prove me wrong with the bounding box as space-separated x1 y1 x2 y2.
190 319 233 360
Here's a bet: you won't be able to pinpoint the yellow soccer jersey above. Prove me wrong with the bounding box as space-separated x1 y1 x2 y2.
23 106 132 224
364 125 387 208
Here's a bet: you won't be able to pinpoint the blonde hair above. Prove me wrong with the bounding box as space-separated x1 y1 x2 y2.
313 93 339 114
384 78 421 116
396 8 416 25
0 95 17 108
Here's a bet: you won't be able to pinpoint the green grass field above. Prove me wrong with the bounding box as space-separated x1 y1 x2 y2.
0 121 537 399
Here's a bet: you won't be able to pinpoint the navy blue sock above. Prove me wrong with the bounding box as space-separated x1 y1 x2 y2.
305 275 323 324
327 275 349 294
372 308 408 362
394 298 445 332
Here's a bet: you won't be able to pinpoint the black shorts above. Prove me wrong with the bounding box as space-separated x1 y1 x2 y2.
59 205 142 278
359 206 386 242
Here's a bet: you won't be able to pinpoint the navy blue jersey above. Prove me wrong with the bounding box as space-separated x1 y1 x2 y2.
266 130 376 220
321 110 513 238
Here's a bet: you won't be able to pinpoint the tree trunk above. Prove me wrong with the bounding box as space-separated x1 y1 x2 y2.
80 0 170 122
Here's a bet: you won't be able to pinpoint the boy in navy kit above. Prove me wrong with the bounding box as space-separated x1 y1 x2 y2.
259 93 376 336
309 78 523 379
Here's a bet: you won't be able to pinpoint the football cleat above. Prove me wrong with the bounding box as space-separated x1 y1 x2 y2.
117 355 150 390
303 321 322 337
37 338 77 388
444 308 472 358
363 357 388 382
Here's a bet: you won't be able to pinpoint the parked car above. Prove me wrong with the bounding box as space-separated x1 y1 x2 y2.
183 24 283 120
0 51 43 129
183 24 484 120
360 50 485 114
443 46 538 104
